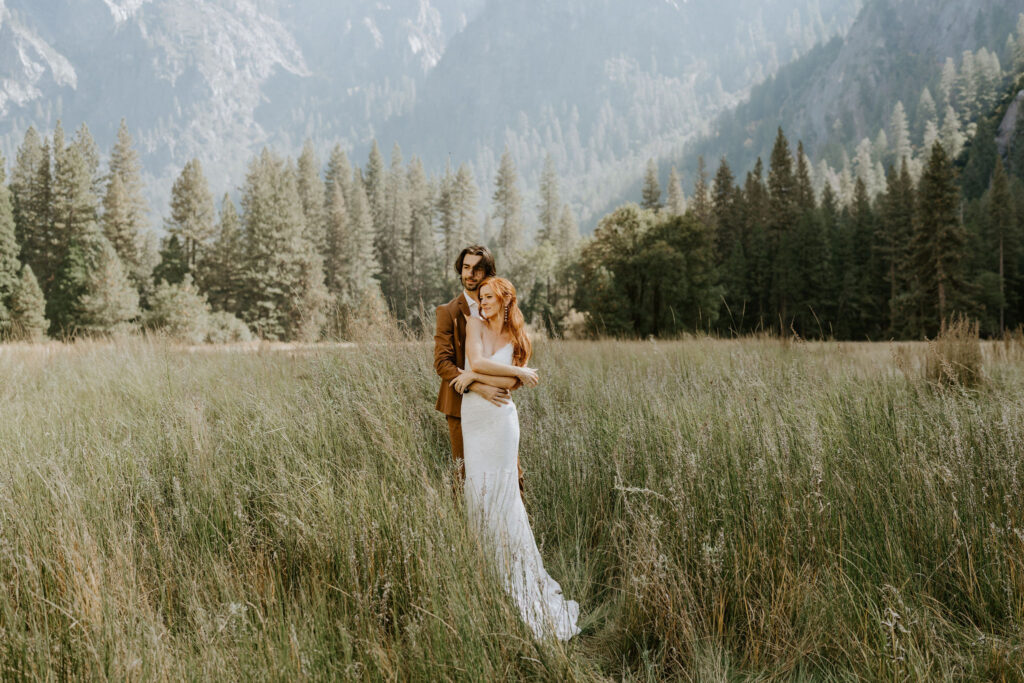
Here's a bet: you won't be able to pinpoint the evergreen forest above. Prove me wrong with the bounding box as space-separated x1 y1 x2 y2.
2 26 1024 343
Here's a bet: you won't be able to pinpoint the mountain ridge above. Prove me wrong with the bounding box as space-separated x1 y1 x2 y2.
0 0 859 229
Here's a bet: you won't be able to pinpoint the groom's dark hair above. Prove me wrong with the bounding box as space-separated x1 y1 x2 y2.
454 245 496 277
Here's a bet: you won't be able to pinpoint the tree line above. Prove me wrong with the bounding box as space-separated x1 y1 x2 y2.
2 84 1022 343
0 120 579 342
576 116 1024 340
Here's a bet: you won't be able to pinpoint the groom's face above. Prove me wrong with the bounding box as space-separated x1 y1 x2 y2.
461 254 486 292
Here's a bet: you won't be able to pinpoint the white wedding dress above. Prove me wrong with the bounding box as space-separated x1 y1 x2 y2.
461 343 581 641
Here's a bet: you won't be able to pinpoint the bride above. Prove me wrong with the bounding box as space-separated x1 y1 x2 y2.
449 276 581 641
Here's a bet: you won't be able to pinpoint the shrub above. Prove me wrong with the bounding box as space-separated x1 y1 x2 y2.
205 311 253 343
144 276 210 343
7 265 48 341
145 276 254 344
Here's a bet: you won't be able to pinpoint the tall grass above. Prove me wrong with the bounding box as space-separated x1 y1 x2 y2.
0 338 1020 680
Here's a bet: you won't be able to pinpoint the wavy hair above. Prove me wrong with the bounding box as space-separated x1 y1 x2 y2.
477 276 531 366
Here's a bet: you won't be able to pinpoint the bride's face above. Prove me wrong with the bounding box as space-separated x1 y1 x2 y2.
479 284 501 320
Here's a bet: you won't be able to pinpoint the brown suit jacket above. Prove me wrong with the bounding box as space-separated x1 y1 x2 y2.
434 294 471 417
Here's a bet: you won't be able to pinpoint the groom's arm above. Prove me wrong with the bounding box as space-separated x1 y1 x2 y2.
433 305 461 383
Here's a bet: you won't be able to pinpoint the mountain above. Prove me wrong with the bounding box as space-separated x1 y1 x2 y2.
379 0 862 228
665 0 1024 203
0 0 859 228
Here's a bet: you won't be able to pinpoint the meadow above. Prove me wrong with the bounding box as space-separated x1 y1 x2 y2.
0 337 1021 681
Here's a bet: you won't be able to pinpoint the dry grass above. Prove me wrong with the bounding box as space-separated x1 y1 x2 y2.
0 337 1021 680
926 315 984 388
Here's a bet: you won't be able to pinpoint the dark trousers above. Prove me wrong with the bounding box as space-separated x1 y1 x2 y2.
447 415 524 498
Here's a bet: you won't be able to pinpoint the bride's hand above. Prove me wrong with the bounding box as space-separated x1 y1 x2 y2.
450 370 476 394
516 366 539 387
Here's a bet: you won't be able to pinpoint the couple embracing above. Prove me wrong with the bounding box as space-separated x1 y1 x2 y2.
433 245 580 641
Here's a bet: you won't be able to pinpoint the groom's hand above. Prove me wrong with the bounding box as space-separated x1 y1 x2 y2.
471 383 511 406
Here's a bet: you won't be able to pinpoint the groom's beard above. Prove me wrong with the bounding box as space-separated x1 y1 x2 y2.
462 278 480 292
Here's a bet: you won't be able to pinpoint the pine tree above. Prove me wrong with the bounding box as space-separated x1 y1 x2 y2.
744 159 771 326
556 204 579 255
104 119 150 291
166 159 215 274
665 166 686 216
820 182 841 328
690 156 712 225
712 158 746 328
322 145 355 295
76 233 140 336
329 170 385 339
436 162 458 269
106 119 149 233
794 142 816 212
768 128 799 325
791 142 827 336
101 174 143 287
879 159 916 335
364 140 387 231
153 234 188 286
889 101 912 168
1015 15 1024 74
49 123 102 327
918 88 937 135
49 218 139 338
956 50 978 123
853 137 877 195
922 119 940 157
835 178 878 338
72 123 104 200
987 157 1016 334
938 57 957 108
911 142 968 335
10 128 50 281
873 129 889 162
493 148 525 257
296 140 327 255
641 158 661 211
538 154 561 243
324 144 353 208
240 149 329 340
453 164 480 249
0 171 21 307
960 116 999 201
349 171 381 295
324 181 350 296
8 265 47 341
940 105 964 159
52 122 98 247
975 48 1001 115
197 194 245 314
365 140 392 294
381 143 411 309
406 156 436 322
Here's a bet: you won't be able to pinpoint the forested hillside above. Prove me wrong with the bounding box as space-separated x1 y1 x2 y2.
648 0 1024 212
0 0 860 228
575 66 1024 341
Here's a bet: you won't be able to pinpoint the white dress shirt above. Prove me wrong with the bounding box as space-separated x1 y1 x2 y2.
462 291 482 370
464 291 482 319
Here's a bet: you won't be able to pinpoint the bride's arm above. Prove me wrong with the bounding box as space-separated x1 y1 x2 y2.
464 317 538 384
456 371 518 390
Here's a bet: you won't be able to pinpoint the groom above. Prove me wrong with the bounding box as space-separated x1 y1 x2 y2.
433 244 524 496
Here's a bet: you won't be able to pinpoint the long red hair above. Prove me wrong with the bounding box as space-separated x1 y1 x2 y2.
478 276 531 366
